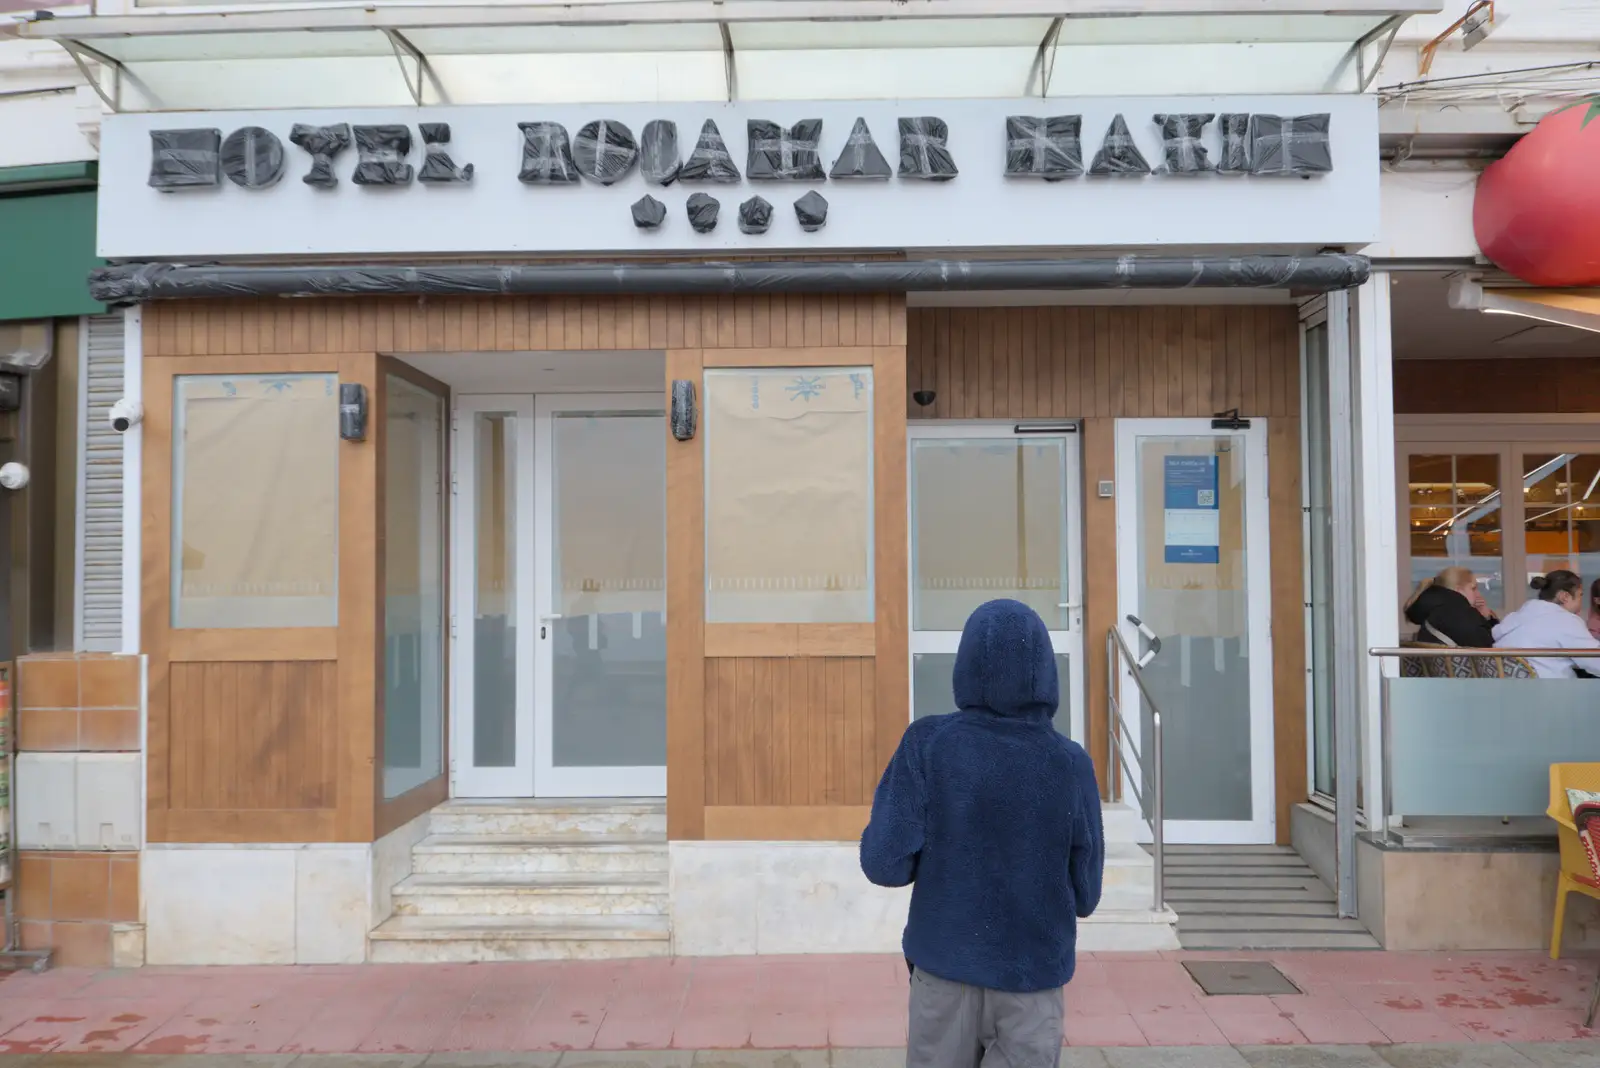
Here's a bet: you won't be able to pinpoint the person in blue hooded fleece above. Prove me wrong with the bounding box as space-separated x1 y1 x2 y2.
861 598 1104 1068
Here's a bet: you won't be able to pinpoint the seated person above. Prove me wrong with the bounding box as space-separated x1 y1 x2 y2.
1492 570 1600 679
1404 566 1497 647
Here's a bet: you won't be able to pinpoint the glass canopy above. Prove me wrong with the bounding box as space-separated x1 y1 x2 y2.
22 1 1439 110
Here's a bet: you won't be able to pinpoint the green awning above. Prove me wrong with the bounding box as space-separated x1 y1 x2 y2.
0 173 105 321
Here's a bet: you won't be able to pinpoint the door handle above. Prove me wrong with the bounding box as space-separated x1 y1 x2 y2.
1057 602 1081 610
540 614 563 622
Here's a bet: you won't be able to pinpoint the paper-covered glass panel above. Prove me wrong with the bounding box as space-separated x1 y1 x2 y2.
704 367 874 624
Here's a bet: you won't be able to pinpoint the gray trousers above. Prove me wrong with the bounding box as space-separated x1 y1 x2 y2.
907 967 1064 1068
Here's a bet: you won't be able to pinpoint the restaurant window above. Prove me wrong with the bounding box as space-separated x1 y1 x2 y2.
703 367 874 624
1521 453 1600 592
171 372 339 629
1405 453 1504 615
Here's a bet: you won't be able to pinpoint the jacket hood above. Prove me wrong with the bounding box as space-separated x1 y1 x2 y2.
1405 584 1462 626
952 599 1059 720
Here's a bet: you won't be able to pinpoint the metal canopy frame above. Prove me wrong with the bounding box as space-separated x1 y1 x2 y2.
24 0 1442 112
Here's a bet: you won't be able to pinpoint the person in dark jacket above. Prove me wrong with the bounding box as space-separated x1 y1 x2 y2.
1403 566 1498 647
861 599 1104 1068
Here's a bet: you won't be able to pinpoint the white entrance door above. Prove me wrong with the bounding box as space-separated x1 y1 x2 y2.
452 393 667 799
1114 418 1275 844
907 425 1085 740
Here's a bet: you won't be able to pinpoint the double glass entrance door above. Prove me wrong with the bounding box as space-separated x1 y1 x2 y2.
453 393 667 798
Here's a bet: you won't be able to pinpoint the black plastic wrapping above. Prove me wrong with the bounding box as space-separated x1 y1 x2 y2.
1249 114 1333 176
518 122 580 185
1088 115 1151 177
573 120 639 185
89 256 1372 305
828 118 892 180
738 196 773 235
680 120 741 183
794 191 828 232
1153 114 1215 175
220 126 285 189
1218 114 1250 175
631 194 667 229
1004 116 1083 181
640 120 681 185
148 129 221 191
339 382 368 441
747 119 825 181
898 117 957 181
290 124 352 189
686 193 720 233
352 125 414 186
418 123 473 184
670 379 697 441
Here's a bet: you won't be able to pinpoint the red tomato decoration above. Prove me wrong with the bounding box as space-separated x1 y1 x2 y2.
1474 99 1600 287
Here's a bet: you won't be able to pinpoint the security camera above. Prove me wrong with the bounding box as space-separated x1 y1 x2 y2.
109 398 142 433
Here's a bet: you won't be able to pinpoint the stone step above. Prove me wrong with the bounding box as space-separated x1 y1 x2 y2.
1076 909 1181 953
411 835 669 875
429 799 667 839
1176 928 1380 951
369 914 671 963
392 872 669 917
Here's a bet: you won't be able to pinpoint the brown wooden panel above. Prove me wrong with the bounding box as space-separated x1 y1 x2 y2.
704 805 871 841
704 623 874 658
144 296 906 357
1393 357 1600 415
702 346 878 368
666 348 707 840
168 629 337 662
703 656 877 807
904 305 1299 421
166 660 338 811
1081 418 1117 799
873 344 910 769
1269 417 1309 844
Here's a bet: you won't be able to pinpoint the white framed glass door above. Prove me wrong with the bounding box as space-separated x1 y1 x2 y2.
452 396 536 798
907 424 1084 740
1115 418 1275 845
533 394 667 798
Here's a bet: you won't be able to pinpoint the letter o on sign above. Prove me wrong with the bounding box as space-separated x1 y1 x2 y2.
222 126 287 189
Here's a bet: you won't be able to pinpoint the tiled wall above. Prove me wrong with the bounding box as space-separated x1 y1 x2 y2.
17 654 140 752
14 653 142 967
15 852 139 966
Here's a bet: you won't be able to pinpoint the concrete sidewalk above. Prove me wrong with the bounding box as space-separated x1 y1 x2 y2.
0 953 1594 1056
0 1049 1597 1068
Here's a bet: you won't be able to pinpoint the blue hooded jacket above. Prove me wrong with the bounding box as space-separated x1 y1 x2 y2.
860 599 1105 993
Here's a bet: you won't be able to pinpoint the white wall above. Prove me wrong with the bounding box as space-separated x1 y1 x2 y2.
0 36 99 169
1372 167 1481 262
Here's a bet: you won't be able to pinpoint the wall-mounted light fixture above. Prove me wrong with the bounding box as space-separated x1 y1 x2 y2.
671 379 698 441
340 383 368 441
912 389 937 408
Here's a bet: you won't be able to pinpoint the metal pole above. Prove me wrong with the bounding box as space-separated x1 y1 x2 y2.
1151 708 1164 912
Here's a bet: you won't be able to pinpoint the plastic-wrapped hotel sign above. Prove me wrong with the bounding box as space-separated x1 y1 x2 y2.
97 97 1379 259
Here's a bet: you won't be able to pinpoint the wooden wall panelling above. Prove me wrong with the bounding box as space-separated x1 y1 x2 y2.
704 805 871 841
703 656 878 809
703 624 874 658
143 296 908 358
1268 416 1308 844
1393 357 1600 415
1081 418 1117 799
665 348 706 841
873 343 910 769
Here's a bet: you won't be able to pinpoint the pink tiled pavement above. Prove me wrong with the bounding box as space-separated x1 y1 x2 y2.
0 951 1594 1053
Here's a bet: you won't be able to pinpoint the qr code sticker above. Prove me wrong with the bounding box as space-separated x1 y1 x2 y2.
1198 489 1215 507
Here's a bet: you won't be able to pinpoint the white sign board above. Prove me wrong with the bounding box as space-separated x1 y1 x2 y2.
97 96 1378 260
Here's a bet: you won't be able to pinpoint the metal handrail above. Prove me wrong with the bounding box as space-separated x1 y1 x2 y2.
1107 622 1164 913
1371 647 1600 659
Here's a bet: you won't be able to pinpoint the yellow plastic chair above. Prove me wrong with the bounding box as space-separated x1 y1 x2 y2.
1547 762 1600 960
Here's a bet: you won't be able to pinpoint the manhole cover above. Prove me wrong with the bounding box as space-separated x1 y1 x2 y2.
1182 960 1301 996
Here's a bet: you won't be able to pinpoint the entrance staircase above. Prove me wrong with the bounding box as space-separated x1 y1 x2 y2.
1164 844 1379 950
368 799 671 962
1080 801 1182 952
